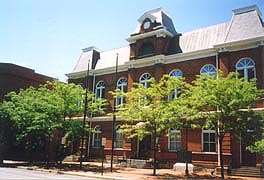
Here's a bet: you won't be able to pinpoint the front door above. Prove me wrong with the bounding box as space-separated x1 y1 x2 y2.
241 131 256 166
138 135 151 159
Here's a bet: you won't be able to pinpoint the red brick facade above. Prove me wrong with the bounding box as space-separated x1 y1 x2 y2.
0 63 54 102
67 6 264 169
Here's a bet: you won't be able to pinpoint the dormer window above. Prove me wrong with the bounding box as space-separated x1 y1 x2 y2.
139 43 154 57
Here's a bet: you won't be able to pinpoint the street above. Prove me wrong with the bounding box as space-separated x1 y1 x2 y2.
0 167 96 179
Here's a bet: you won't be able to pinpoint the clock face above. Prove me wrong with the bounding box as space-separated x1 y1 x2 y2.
143 21 151 30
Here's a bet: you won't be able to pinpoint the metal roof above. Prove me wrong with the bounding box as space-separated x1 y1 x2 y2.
68 5 264 77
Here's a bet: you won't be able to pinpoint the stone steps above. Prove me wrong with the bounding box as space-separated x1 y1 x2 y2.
230 166 261 178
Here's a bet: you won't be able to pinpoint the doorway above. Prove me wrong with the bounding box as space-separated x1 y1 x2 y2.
138 135 151 159
241 131 256 166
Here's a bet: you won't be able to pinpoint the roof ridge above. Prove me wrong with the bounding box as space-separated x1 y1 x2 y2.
100 45 130 53
181 22 229 35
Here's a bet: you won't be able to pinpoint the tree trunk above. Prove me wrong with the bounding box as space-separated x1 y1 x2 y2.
219 135 225 180
153 129 157 176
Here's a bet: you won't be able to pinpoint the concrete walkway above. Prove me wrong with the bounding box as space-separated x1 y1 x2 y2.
2 160 263 180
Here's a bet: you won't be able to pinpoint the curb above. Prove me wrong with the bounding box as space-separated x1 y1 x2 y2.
16 165 130 180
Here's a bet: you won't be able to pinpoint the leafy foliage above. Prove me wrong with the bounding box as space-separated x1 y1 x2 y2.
186 71 262 179
115 75 186 139
247 112 264 153
0 80 107 160
113 74 187 175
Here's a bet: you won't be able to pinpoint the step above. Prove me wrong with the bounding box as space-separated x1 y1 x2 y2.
192 160 217 169
230 166 261 178
62 155 80 162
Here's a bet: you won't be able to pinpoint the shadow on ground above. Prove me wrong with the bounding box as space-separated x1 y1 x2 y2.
0 162 247 180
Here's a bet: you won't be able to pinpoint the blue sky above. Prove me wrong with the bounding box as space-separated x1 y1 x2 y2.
1 0 263 81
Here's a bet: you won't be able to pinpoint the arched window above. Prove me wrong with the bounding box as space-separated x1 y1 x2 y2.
115 125 123 148
116 78 127 107
170 69 183 78
236 58 256 81
93 126 102 148
169 69 183 100
168 128 181 152
96 81 105 99
202 127 216 152
139 43 154 57
200 64 216 77
139 73 151 88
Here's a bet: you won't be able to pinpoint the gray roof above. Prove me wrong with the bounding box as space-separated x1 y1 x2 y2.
225 5 264 43
72 46 130 73
94 46 130 70
134 8 177 35
179 22 230 53
180 5 264 52
68 5 264 77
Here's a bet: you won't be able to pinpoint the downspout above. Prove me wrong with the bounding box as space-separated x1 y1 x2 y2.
216 50 220 167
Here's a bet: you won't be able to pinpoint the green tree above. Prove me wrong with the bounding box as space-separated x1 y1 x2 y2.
187 71 262 179
247 113 264 154
1 86 62 159
0 80 106 162
114 74 186 176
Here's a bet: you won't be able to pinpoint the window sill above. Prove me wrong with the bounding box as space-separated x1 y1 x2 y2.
138 54 154 59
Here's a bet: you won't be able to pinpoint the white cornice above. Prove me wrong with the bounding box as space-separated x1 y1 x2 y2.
165 49 217 64
65 71 88 79
93 64 128 76
69 115 123 122
67 37 264 79
66 64 128 79
214 36 264 52
126 29 173 43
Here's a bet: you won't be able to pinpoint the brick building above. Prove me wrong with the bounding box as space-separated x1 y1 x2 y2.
0 63 54 161
66 5 264 169
0 63 54 102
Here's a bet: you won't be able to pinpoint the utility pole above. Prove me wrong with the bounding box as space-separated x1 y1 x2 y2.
110 53 118 172
80 59 90 169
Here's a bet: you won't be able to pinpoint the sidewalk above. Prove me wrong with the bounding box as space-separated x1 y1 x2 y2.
2 160 263 180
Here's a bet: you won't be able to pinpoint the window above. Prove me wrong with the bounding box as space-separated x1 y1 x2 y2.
168 69 183 100
236 58 256 81
116 78 127 107
95 81 105 99
139 73 151 88
202 127 216 152
168 128 181 152
115 125 123 148
93 126 102 148
200 64 216 77
139 43 154 57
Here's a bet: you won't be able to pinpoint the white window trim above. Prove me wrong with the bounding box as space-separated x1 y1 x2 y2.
115 125 124 149
202 128 216 152
92 126 101 148
96 81 105 99
168 128 181 152
200 64 216 77
235 58 256 81
169 69 183 78
139 73 151 88
116 77 127 107
168 69 183 100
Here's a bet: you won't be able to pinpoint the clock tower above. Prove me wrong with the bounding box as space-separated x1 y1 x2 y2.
127 8 181 60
